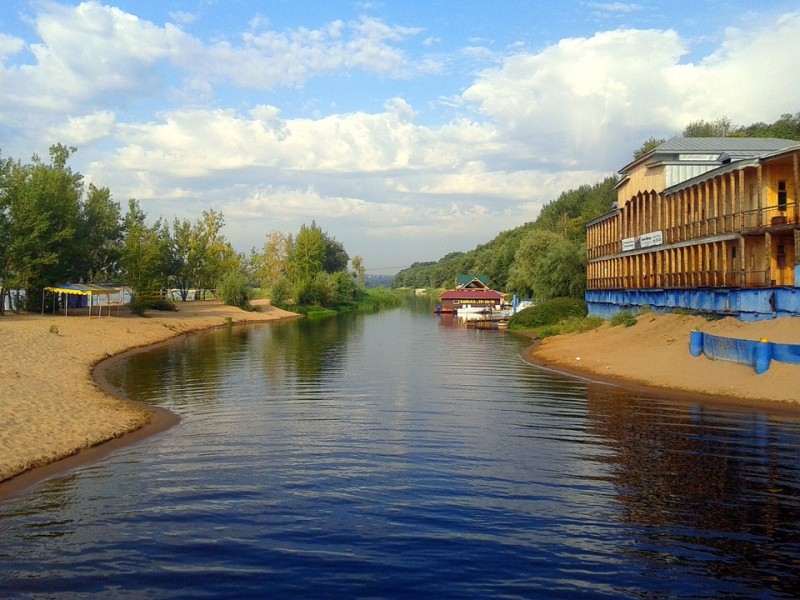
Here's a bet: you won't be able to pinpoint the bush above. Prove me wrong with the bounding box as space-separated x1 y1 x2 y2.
611 310 637 327
508 297 588 329
269 277 293 307
128 293 151 316
217 271 252 310
150 298 178 312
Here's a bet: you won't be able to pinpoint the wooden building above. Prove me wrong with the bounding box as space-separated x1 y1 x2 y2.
437 275 504 313
439 289 505 313
585 137 800 320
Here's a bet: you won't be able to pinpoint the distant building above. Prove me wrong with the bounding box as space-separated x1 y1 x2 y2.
438 275 504 313
585 137 800 320
439 289 505 313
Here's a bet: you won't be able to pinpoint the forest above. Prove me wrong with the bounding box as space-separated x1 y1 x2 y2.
0 144 366 315
392 113 800 299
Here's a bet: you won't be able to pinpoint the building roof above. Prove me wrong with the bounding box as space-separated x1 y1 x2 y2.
663 141 800 195
456 274 489 288
654 137 798 153
440 289 504 300
618 137 799 176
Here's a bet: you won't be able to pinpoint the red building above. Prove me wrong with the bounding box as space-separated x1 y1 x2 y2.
438 288 505 313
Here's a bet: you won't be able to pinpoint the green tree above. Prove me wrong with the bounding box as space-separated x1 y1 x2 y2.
253 230 289 289
683 116 733 137
0 145 84 313
76 184 123 282
323 233 349 273
287 221 327 285
507 230 585 300
119 199 166 312
632 136 665 160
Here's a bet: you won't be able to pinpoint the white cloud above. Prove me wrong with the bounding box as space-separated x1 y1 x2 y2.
2 3 799 269
48 110 117 146
462 13 800 170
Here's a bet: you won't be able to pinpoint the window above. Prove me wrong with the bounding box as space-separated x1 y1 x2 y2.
778 181 787 211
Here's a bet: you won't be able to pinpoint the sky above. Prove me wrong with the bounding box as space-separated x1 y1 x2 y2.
1 1 799 274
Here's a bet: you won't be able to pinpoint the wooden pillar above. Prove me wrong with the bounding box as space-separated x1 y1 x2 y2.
720 241 727 287
765 231 772 286
757 164 764 226
793 153 799 224
739 236 746 286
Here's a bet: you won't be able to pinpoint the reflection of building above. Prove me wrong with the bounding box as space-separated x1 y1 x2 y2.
585 138 800 320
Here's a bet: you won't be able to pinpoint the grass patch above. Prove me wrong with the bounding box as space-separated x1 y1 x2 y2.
610 310 638 327
508 298 603 338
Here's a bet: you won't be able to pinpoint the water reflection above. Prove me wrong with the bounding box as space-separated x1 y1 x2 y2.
585 385 800 597
2 300 800 599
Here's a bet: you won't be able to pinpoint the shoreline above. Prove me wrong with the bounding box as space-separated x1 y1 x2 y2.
522 312 800 415
0 299 300 499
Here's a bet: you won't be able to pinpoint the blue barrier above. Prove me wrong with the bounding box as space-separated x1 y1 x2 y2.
688 331 800 374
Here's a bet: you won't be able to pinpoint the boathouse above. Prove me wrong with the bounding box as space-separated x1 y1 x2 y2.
585 137 800 320
439 288 505 313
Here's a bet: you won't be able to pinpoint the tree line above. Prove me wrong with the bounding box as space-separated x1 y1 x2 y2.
0 144 366 315
394 112 800 300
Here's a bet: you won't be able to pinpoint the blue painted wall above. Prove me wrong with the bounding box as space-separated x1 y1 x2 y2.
586 288 800 321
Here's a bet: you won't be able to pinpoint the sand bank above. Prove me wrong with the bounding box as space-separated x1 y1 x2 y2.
526 312 800 409
0 299 299 491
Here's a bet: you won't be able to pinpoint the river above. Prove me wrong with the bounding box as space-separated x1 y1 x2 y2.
1 297 799 598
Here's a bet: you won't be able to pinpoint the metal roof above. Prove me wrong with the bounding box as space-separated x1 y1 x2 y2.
618 137 799 175
654 137 798 153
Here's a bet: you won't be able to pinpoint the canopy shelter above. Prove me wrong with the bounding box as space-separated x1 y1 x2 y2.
42 283 123 317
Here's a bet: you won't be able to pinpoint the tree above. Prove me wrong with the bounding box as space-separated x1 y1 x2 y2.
253 230 289 289
632 136 665 160
119 199 166 312
287 221 326 285
683 116 733 137
323 233 349 273
351 255 366 287
0 145 84 313
75 184 122 282
506 230 585 300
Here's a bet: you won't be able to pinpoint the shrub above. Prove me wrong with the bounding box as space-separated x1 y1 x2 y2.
508 297 588 329
217 271 252 310
129 293 151 316
269 277 293 308
150 298 178 312
611 310 637 327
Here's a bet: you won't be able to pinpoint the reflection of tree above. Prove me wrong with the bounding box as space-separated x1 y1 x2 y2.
585 384 800 596
268 313 360 381
104 315 362 410
103 326 253 408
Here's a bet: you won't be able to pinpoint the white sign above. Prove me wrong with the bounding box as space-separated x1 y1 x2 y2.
622 230 663 252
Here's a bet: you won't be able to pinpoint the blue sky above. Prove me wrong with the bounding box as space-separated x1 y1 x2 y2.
1 1 799 273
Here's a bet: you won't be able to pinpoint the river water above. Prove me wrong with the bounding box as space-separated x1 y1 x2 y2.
2 298 800 599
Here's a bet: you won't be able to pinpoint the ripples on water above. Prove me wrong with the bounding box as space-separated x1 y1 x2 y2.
2 303 800 598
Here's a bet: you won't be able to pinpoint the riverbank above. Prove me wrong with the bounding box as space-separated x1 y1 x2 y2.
525 312 800 408
0 299 299 491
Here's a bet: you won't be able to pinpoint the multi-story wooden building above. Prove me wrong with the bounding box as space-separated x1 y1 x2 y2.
585 137 800 320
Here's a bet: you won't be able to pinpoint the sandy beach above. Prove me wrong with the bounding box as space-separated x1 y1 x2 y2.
526 312 800 409
0 299 298 490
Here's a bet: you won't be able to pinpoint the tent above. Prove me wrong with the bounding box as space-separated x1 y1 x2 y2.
42 283 124 316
